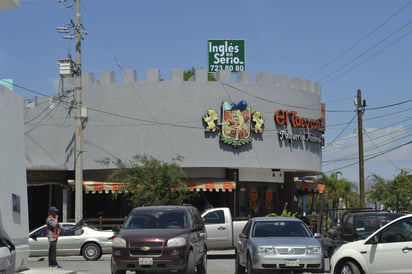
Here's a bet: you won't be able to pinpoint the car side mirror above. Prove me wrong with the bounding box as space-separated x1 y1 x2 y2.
29 234 37 241
314 233 321 238
367 234 379 245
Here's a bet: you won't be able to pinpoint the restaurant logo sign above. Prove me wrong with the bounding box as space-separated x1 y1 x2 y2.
203 100 264 148
274 108 325 146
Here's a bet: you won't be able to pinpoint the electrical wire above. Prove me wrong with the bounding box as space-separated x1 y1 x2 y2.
306 0 412 79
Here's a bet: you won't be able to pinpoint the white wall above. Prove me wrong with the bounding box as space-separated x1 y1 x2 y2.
0 86 29 271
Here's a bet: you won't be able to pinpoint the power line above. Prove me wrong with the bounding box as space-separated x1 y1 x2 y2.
306 0 412 79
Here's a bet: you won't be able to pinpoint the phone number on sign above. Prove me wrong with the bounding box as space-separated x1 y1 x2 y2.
209 64 245 72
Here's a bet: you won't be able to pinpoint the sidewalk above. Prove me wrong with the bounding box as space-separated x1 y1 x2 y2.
18 257 77 274
19 268 76 274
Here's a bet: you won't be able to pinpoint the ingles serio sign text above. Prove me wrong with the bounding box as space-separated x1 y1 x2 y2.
208 40 245 72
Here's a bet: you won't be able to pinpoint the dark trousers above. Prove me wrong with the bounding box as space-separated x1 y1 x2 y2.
48 240 58 266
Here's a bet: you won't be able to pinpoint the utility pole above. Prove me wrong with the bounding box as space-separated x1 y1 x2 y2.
74 0 83 222
356 89 366 208
58 0 85 222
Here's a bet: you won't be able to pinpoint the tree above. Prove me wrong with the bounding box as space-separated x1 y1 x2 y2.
316 172 357 209
368 170 412 212
183 67 216 81
108 154 198 208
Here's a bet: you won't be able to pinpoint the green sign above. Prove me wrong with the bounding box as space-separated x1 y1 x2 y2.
208 40 245 73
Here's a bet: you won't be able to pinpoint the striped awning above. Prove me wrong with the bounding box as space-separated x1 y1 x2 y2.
83 181 122 194
294 181 325 193
187 180 236 192
83 180 236 193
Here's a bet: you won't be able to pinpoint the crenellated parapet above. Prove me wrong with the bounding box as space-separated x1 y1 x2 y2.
81 69 320 95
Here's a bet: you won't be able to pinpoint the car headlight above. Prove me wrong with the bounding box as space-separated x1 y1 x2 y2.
167 237 186 247
112 237 127 248
257 246 276 255
307 246 321 254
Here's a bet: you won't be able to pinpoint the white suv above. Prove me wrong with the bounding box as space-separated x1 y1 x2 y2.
330 214 412 274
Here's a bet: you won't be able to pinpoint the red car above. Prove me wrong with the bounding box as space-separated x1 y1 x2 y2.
111 205 207 274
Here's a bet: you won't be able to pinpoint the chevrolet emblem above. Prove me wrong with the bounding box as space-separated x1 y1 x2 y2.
141 246 151 252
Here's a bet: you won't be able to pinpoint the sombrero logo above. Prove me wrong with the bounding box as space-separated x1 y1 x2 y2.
202 100 264 148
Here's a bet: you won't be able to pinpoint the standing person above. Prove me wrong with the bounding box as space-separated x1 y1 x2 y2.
46 206 63 268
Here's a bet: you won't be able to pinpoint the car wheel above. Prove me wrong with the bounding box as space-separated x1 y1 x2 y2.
179 250 195 274
196 251 207 274
235 250 245 273
335 261 361 274
247 254 255 274
82 242 101 261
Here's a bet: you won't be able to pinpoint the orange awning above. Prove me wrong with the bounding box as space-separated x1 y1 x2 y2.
294 180 325 194
83 181 122 194
83 180 236 193
187 180 236 192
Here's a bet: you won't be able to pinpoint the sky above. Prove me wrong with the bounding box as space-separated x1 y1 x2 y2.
1 0 412 186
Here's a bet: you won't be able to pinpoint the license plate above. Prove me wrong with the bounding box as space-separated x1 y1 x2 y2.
285 259 299 267
139 257 153 265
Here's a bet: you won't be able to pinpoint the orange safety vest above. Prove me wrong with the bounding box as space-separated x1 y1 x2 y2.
45 215 60 239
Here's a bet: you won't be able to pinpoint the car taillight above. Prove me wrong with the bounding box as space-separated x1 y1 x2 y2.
108 235 116 241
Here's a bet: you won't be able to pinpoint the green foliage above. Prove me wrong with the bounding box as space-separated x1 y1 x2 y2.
183 67 216 81
266 203 297 217
108 154 198 207
317 172 358 209
367 170 412 212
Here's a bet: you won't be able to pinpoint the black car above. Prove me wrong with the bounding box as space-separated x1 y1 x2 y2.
111 205 207 274
340 211 404 241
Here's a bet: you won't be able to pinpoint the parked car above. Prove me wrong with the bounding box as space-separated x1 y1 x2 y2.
235 216 324 274
111 205 207 274
330 214 412 274
0 236 15 274
202 207 247 250
29 222 115 260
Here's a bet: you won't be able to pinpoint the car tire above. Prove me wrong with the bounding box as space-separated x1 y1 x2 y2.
82 242 101 261
247 254 255 274
235 250 245 273
196 251 207 274
335 261 361 274
180 250 196 274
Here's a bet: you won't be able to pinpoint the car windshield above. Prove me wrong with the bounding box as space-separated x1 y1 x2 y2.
252 220 312 237
124 211 187 229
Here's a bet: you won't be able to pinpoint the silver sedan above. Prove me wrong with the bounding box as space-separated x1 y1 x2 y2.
29 222 114 261
235 217 324 273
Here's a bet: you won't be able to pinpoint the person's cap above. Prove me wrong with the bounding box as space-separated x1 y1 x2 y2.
49 206 59 213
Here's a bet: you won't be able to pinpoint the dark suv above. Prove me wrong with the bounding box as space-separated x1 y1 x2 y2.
111 205 207 274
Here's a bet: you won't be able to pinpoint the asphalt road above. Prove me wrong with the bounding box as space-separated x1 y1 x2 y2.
25 251 331 274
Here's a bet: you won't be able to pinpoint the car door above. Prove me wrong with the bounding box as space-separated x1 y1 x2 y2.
366 217 412 273
56 224 84 255
203 209 230 249
237 221 252 267
29 226 49 256
189 209 207 263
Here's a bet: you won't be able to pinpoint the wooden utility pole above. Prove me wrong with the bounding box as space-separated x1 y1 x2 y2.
357 89 365 208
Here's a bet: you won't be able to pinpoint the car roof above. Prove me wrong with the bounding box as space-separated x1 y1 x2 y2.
251 216 302 222
130 205 193 213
